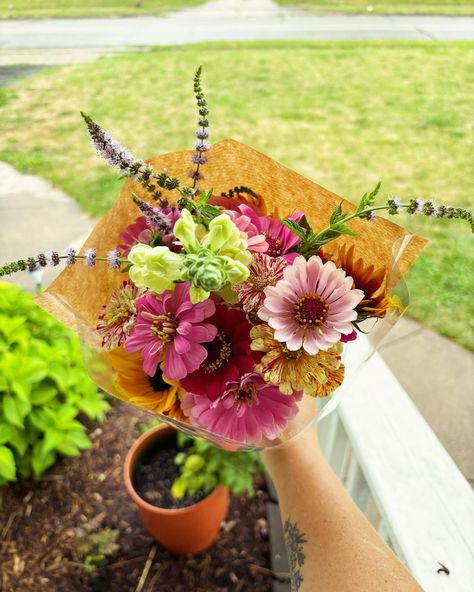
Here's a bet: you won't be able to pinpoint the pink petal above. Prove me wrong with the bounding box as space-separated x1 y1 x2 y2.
301 331 320 355
285 332 303 351
183 323 217 343
164 346 188 380
183 344 209 373
174 334 191 355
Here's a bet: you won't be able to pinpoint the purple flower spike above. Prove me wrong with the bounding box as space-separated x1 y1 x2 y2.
191 153 208 165
107 250 122 270
47 251 60 266
408 198 424 215
65 248 76 266
195 129 209 140
84 248 96 267
194 140 210 152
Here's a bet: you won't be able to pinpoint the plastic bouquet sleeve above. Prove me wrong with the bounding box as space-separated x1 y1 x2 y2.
34 139 427 450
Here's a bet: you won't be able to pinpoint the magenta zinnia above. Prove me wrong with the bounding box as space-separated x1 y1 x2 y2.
125 282 217 380
182 373 302 444
258 255 364 354
234 253 287 314
96 280 143 350
180 304 261 399
237 205 303 261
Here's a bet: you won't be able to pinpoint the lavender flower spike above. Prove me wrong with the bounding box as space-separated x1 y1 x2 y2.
107 250 122 270
65 248 76 266
81 112 153 181
84 248 96 267
132 195 171 233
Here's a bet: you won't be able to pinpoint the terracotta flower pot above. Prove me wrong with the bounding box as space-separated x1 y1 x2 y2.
124 424 230 555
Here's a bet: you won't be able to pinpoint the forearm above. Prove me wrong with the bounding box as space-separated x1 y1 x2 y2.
262 429 423 592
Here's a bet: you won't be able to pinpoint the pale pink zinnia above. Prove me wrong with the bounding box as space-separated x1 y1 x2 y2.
182 373 302 444
258 255 364 354
223 206 268 253
125 282 217 380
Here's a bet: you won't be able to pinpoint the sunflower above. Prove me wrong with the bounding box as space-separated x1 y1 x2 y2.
321 244 400 318
250 324 345 398
104 347 187 422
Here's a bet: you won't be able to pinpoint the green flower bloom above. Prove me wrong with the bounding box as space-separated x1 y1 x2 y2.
128 244 183 293
173 209 201 253
173 209 251 303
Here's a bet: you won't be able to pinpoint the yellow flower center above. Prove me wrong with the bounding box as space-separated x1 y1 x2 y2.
262 231 282 256
142 311 177 344
230 382 258 410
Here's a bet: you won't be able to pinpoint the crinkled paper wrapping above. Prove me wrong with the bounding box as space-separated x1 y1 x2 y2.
35 139 427 446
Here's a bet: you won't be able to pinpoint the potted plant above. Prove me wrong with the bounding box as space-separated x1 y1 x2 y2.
124 423 263 555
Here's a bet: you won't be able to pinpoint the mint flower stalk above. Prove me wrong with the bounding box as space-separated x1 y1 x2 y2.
0 249 128 277
284 183 474 258
189 66 211 189
81 112 180 205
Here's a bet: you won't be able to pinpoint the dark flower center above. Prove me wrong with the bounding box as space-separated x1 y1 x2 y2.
263 232 282 257
148 368 170 392
293 293 328 328
201 331 232 373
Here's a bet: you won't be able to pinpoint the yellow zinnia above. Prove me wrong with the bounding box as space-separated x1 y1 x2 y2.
250 324 345 398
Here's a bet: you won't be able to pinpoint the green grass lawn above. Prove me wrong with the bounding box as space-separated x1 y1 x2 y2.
0 41 473 349
0 0 205 19
2 0 473 17
275 0 474 15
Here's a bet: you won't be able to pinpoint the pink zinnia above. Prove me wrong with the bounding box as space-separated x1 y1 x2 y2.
117 216 152 257
223 206 268 253
182 373 302 444
258 255 364 354
125 282 217 380
236 205 303 262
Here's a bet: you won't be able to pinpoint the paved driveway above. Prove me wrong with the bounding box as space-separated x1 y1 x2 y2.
1 0 473 50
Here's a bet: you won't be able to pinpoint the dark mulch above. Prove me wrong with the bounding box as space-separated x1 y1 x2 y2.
133 434 205 510
0 404 273 592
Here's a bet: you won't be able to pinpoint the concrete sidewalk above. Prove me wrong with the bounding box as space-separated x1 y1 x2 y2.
1 0 473 53
0 160 472 484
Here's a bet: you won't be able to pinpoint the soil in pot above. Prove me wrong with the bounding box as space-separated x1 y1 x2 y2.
133 433 207 509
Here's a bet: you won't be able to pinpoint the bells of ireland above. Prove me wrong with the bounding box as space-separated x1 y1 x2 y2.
173 209 251 303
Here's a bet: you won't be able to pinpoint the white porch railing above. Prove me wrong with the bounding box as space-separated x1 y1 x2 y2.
317 349 474 592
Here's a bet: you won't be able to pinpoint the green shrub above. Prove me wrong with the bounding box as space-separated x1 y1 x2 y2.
172 432 264 499
0 282 109 485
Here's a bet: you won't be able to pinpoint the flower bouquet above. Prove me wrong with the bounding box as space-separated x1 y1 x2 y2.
2 68 472 449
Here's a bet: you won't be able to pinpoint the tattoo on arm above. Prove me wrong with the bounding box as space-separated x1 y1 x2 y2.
284 518 307 591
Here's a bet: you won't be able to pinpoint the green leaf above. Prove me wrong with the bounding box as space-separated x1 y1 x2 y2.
65 430 92 450
0 445 16 481
184 454 205 472
30 385 58 405
330 201 345 225
11 380 31 401
3 396 25 428
42 429 64 455
171 476 186 499
282 218 307 239
356 181 381 214
0 423 28 455
31 442 55 479
56 441 80 457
